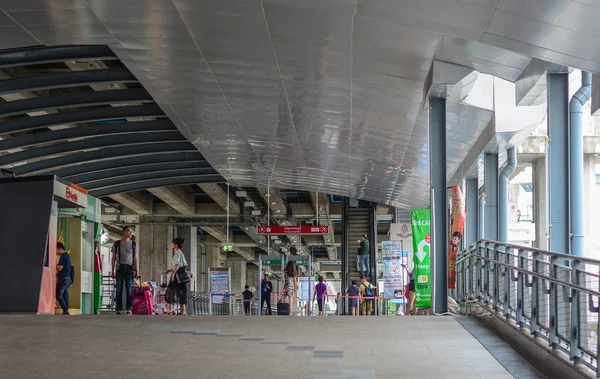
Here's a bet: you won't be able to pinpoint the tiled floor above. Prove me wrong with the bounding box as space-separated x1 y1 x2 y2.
0 315 544 378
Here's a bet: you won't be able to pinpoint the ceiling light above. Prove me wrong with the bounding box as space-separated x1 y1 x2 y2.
271 202 276 205
275 209 281 213
251 210 261 216
244 201 255 207
236 191 247 197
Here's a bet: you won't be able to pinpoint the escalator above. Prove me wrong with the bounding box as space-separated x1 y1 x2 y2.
348 207 371 287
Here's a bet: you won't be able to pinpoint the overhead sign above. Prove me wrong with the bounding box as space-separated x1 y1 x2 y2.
257 225 329 235
221 243 234 252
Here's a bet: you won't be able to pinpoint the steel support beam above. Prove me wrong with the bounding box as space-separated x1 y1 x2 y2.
90 175 223 198
0 104 164 135
199 183 271 253
484 153 499 240
148 186 195 216
0 120 176 151
71 162 212 186
0 88 153 118
109 193 152 215
341 196 349 315
54 152 204 179
547 73 570 254
83 168 215 191
0 45 117 69
199 226 256 262
466 178 478 246
429 97 448 314
0 68 136 95
0 131 184 166
12 142 197 176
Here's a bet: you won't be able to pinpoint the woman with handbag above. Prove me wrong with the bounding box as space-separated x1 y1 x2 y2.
165 237 190 315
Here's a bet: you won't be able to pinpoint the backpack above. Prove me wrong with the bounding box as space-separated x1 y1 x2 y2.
70 265 75 283
363 282 373 298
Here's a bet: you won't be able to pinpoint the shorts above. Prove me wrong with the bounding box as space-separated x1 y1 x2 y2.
317 298 324 312
348 298 358 310
360 300 373 314
409 279 415 292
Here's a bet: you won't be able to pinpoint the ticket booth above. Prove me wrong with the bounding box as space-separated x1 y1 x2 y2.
0 176 86 314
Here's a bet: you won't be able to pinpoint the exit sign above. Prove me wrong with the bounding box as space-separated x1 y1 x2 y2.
221 243 234 252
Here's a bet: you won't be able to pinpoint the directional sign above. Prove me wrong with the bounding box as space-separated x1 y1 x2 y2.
221 243 234 252
257 225 329 235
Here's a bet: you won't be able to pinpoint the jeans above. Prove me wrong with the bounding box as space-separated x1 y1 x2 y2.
56 277 72 313
261 294 271 315
115 271 133 311
359 254 370 277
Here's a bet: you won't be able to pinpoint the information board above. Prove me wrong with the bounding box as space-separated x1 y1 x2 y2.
209 268 230 295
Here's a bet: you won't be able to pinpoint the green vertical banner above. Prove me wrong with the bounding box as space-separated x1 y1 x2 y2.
410 209 432 308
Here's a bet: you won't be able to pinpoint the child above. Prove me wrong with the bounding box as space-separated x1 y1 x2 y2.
242 285 253 315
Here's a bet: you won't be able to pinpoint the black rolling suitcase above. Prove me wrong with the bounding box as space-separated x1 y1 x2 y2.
277 301 290 315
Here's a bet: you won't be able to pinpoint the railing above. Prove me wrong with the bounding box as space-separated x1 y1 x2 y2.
453 239 600 377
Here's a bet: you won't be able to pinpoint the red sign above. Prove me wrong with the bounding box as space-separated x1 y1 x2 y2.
65 186 79 203
257 225 329 235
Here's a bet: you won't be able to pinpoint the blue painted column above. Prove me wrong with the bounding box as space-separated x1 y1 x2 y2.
547 74 570 254
429 97 448 314
484 153 498 241
466 178 478 246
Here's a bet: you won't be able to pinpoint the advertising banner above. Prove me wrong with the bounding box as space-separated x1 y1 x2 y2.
389 222 414 272
410 209 431 308
382 241 404 299
448 186 466 289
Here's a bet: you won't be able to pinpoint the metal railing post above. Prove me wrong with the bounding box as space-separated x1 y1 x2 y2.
549 255 559 347
476 244 483 300
570 260 582 362
516 249 525 325
503 245 511 318
531 252 540 336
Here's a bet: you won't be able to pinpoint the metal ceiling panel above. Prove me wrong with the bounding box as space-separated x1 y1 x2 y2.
2 0 599 207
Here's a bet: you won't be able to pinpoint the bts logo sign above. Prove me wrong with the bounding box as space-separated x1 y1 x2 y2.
66 187 79 203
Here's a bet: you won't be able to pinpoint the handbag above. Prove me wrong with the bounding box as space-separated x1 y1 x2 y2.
175 266 190 284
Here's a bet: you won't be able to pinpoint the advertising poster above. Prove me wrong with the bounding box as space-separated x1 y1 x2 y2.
382 241 404 299
448 186 466 289
389 222 414 272
209 269 230 294
410 209 431 308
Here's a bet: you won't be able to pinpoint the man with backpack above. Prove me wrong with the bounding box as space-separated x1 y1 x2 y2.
359 275 376 316
56 242 72 315
111 226 139 315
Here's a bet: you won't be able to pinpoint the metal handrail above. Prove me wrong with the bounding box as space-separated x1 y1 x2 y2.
453 239 600 377
466 239 600 265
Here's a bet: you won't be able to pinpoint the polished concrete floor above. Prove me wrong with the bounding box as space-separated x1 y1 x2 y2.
0 315 542 379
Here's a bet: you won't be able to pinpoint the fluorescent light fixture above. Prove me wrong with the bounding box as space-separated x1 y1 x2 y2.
271 236 278 240
275 240 282 244
236 191 247 197
251 210 261 216
244 201 255 207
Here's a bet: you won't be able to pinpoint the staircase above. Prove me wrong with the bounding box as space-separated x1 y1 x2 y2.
348 207 370 287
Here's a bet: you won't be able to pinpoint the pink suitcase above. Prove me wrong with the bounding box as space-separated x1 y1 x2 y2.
133 287 154 315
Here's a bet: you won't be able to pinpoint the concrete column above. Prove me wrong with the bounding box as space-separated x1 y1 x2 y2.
484 153 499 240
533 157 548 250
137 223 169 282
227 259 247 295
547 73 570 254
466 179 478 245
246 264 259 291
429 97 448 314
